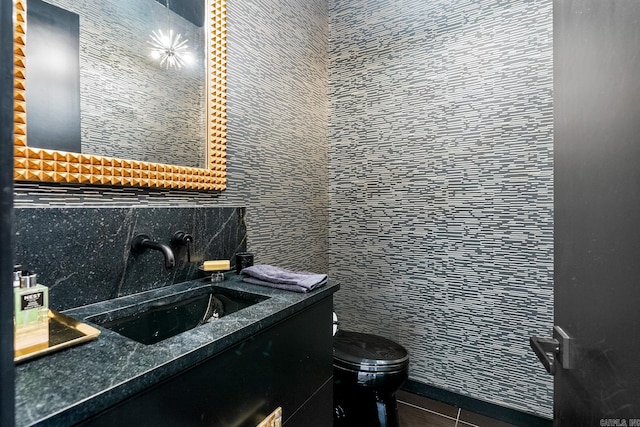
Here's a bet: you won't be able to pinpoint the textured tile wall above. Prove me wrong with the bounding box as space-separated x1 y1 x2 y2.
328 0 553 418
13 0 329 275
224 0 329 273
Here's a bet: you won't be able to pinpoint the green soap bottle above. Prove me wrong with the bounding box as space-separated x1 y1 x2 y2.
14 268 49 354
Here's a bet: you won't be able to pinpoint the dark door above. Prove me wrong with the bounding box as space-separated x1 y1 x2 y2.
532 0 640 425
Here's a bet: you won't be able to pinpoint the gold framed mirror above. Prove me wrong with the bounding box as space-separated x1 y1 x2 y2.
12 0 227 191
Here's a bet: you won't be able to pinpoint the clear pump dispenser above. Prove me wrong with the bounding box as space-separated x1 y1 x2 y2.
14 266 49 354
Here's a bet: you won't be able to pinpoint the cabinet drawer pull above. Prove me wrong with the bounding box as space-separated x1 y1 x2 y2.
257 407 282 427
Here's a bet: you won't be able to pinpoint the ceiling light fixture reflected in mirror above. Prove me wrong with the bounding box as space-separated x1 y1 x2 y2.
149 29 191 69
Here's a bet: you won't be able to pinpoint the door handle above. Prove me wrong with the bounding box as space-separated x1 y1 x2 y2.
530 336 559 375
530 326 573 376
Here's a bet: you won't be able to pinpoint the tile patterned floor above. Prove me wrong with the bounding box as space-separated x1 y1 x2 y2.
397 390 518 427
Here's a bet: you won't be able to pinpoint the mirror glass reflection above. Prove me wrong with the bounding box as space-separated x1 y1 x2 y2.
27 0 206 168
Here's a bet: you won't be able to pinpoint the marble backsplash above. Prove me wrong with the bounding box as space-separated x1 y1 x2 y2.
14 207 246 310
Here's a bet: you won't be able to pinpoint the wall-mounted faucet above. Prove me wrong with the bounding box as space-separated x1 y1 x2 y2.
131 234 176 269
171 231 193 263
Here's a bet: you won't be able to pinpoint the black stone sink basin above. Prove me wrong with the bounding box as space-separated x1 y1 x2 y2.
87 286 268 345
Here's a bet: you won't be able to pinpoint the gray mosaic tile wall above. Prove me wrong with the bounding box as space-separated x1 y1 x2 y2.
224 0 329 274
328 0 553 418
14 0 329 271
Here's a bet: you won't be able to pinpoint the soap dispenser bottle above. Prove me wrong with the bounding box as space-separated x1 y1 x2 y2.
14 267 49 353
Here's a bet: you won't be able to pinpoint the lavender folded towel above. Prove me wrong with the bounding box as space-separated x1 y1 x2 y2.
240 264 328 293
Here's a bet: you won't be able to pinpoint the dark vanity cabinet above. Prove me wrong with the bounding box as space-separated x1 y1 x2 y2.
76 297 334 427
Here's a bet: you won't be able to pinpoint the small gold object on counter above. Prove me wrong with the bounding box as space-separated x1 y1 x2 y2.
14 310 100 363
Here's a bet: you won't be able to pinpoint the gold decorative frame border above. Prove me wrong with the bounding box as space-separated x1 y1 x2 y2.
13 0 227 191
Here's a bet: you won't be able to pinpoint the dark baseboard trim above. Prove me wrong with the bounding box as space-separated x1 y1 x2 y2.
402 379 553 427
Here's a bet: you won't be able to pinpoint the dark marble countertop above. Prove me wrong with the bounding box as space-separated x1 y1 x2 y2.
14 275 339 426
